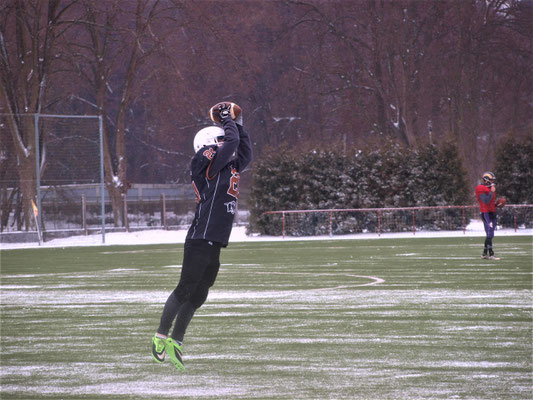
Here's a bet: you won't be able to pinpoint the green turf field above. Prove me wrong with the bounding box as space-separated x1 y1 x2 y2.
1 236 532 399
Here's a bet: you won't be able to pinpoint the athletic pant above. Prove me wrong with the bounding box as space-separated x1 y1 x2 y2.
480 212 496 254
157 239 221 342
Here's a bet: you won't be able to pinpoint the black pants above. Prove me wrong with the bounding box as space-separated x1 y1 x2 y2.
158 239 221 341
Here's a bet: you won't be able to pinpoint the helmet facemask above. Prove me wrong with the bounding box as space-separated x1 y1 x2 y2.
482 172 496 187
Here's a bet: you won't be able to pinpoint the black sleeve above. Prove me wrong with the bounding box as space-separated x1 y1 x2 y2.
234 124 252 172
479 192 494 205
207 119 239 179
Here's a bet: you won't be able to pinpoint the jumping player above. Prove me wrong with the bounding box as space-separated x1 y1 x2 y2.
475 171 500 260
151 103 252 371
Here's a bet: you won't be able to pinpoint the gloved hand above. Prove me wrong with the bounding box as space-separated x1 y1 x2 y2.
217 103 232 122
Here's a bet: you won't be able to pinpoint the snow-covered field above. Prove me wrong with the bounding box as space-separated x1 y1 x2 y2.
1 220 531 250
1 221 531 399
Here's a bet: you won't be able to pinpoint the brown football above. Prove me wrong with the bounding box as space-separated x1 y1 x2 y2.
495 198 506 208
209 102 242 124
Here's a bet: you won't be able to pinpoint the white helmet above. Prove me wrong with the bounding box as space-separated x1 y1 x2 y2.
193 126 224 153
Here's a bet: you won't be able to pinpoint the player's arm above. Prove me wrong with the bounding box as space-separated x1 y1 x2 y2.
234 124 252 172
479 185 496 204
478 192 494 204
207 118 239 179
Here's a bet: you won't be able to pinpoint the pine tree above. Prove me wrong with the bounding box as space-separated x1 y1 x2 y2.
495 136 533 204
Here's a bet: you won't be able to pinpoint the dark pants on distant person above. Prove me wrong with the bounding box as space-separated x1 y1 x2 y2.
157 239 221 342
480 212 496 255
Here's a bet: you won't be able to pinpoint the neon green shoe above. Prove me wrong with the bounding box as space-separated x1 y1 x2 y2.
151 333 166 363
165 338 185 371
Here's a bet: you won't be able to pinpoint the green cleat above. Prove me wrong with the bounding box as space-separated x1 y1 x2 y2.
165 338 185 371
151 333 166 363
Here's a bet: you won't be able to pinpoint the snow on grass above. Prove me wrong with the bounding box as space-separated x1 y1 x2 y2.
2 220 531 250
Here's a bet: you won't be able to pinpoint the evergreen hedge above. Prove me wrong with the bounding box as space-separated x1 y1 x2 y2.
248 142 470 235
494 136 533 228
494 136 533 204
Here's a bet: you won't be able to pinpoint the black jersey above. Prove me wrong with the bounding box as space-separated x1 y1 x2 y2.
186 119 252 246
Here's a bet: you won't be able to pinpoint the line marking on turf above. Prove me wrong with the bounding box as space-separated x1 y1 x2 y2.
252 271 385 291
312 275 385 291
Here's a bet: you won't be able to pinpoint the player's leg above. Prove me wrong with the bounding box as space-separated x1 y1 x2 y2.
158 240 209 333
151 290 181 363
156 292 181 337
165 240 215 370
172 242 221 341
481 213 491 258
166 242 221 370
172 301 196 344
487 212 499 259
153 240 208 367
481 212 499 260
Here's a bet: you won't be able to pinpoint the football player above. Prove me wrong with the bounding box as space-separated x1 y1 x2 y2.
151 103 252 370
475 172 500 260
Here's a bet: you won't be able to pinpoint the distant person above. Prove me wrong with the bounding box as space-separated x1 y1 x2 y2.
475 171 500 260
151 102 252 371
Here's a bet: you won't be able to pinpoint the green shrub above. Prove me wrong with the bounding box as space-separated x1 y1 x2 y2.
249 142 470 235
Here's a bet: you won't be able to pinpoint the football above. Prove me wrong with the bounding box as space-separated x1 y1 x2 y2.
209 102 242 124
495 198 506 208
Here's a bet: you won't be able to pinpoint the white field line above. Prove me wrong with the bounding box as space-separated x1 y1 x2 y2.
253 271 384 290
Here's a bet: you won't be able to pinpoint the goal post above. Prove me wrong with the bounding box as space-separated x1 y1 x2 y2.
32 113 106 243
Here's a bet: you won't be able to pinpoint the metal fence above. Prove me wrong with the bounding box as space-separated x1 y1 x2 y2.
262 205 533 238
33 184 196 232
0 183 251 243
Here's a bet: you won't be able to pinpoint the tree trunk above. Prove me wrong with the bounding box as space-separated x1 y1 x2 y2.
18 152 37 231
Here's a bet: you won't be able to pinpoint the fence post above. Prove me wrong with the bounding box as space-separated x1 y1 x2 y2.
462 207 466 234
377 210 381 237
123 193 129 232
161 193 167 229
329 211 333 237
34 113 42 244
412 210 416 235
82 195 87 235
282 212 286 239
513 206 517 232
98 115 105 244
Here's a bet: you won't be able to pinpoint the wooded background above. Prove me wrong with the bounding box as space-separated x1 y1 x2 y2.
1 0 532 229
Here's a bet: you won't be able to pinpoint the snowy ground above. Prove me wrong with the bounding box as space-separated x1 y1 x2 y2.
1 220 531 250
2 221 531 399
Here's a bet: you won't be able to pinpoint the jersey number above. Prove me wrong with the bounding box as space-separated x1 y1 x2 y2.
203 148 216 160
227 167 240 199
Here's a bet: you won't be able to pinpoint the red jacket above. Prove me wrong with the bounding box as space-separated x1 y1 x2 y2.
475 184 496 213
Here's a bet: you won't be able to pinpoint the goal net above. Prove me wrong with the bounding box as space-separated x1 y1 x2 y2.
35 114 104 238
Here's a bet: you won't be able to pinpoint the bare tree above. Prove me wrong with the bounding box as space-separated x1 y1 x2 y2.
282 0 531 185
67 0 169 226
0 0 77 230
1 0 530 229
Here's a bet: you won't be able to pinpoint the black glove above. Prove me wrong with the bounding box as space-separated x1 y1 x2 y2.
217 103 232 122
